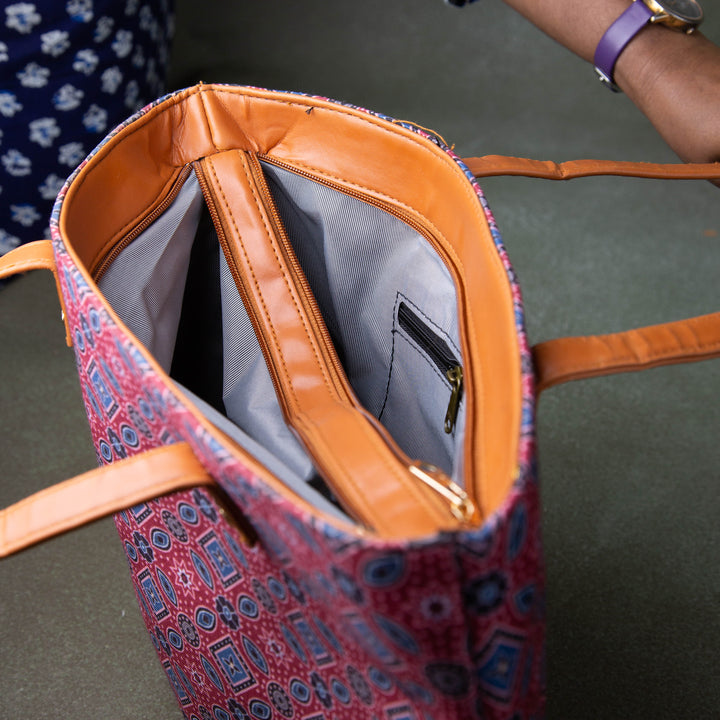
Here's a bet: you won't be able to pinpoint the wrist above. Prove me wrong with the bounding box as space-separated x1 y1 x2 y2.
615 27 720 162
614 20 701 98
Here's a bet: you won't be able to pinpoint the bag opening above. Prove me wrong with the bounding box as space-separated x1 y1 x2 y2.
60 85 525 527
98 160 466 517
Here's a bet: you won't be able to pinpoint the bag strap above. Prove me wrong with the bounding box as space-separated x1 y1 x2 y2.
0 240 72 345
532 312 720 393
464 155 720 181
0 243 214 557
0 443 213 558
0 238 56 275
465 155 720 392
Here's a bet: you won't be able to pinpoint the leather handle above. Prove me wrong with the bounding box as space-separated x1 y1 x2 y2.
0 443 214 558
0 240 71 345
464 155 720 391
533 312 720 393
1 244 215 556
464 155 720 180
0 239 56 277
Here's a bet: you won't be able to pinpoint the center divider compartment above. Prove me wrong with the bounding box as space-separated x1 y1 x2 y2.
98 156 466 512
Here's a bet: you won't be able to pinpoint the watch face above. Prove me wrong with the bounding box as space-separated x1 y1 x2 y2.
657 0 703 23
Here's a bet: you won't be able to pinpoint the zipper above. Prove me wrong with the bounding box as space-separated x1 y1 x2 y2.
397 301 464 434
243 154 474 526
244 154 352 403
259 153 471 441
93 164 194 281
255 155 474 523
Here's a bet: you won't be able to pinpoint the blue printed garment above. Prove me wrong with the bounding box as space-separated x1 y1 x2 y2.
0 0 174 257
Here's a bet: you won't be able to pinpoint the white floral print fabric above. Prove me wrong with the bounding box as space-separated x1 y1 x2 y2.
0 0 174 257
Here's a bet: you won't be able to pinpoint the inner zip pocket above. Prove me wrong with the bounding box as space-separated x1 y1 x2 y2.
397 300 464 434
192 149 471 536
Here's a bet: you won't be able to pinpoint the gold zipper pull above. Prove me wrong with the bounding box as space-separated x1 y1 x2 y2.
409 463 475 524
444 365 463 434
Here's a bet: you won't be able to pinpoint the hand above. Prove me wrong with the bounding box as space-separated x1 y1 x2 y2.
501 0 720 166
617 28 720 164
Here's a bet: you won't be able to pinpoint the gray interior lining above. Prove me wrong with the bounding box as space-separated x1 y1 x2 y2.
98 159 466 515
99 173 203 371
175 384 347 523
263 160 465 477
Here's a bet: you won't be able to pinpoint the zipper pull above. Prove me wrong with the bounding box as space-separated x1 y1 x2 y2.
409 463 475 524
444 365 463 434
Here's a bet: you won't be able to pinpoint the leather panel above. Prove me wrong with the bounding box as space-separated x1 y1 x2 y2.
196 150 454 537
58 84 524 526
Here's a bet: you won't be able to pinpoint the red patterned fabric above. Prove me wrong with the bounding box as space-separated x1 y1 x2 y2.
49 87 545 719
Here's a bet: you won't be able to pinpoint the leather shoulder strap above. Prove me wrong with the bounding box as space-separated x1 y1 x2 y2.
464 155 720 181
0 240 71 345
0 239 56 277
464 155 720 392
0 443 213 558
533 312 720 394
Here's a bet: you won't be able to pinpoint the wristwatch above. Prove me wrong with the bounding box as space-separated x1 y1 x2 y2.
594 0 704 91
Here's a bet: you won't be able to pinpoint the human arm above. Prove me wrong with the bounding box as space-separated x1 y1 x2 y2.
501 0 720 163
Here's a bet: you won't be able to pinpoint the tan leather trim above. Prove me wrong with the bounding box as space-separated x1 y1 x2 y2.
58 85 524 533
0 239 54 278
465 155 720 180
0 443 213 557
196 150 455 537
533 312 720 394
0 240 71 345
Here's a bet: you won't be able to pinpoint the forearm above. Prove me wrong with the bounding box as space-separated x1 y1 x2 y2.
501 0 720 163
500 0 629 62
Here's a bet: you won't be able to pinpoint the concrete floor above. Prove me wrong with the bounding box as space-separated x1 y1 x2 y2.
1 1 719 718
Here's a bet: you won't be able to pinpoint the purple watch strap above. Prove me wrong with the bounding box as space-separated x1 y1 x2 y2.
594 1 655 90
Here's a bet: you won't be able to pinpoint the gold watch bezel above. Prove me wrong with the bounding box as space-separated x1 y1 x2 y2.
643 0 704 32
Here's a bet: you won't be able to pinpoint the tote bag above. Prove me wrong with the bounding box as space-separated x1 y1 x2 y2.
2 84 719 720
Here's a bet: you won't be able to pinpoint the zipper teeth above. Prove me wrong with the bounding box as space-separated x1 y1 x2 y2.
398 302 459 375
247 155 354 403
93 164 194 281
257 155 474 518
259 156 452 259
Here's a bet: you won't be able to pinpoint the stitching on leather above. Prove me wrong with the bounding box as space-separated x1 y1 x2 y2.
231 155 444 529
204 159 299 408
218 153 335 401
207 152 448 531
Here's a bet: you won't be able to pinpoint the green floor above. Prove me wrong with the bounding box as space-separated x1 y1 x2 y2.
1 2 719 718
